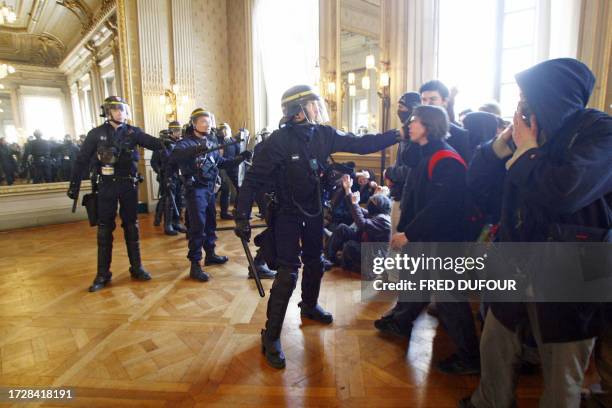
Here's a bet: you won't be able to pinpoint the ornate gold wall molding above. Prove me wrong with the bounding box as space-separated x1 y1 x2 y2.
578 0 611 111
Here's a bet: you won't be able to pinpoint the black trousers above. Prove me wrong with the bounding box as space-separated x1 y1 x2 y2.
264 212 325 339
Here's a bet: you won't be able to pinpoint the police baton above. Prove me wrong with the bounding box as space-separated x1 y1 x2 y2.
240 237 265 297
71 195 78 213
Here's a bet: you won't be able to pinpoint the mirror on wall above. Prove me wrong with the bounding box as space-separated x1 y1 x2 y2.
0 0 120 189
337 0 381 135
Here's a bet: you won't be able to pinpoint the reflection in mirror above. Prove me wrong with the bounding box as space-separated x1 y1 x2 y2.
340 30 380 135
338 0 381 135
0 0 119 188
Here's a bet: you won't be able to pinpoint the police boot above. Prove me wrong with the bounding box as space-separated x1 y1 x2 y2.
204 248 228 265
89 223 114 292
189 261 209 282
298 302 333 324
153 198 163 226
248 252 276 279
173 223 187 233
261 266 297 369
163 198 178 235
123 223 152 281
299 259 332 324
261 329 285 369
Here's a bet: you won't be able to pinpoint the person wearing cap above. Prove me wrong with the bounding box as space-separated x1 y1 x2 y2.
233 84 401 369
67 96 163 292
170 109 251 282
152 121 186 235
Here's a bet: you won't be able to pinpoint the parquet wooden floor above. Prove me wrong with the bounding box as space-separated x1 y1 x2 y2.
0 213 588 407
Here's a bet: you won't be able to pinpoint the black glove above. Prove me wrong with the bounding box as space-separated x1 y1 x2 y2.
239 150 252 161
234 218 251 241
194 143 209 155
67 180 80 199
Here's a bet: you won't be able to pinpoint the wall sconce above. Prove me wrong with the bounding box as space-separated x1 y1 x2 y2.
361 75 370 90
347 72 355 85
376 60 391 183
321 72 338 112
365 54 376 70
159 84 189 122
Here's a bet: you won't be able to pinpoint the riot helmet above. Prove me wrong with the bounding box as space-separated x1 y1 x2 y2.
280 85 329 125
100 96 131 125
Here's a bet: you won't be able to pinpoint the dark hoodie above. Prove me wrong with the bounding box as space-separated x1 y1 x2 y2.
462 111 499 163
469 58 612 342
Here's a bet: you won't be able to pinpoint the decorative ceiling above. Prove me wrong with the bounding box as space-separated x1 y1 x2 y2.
0 0 109 67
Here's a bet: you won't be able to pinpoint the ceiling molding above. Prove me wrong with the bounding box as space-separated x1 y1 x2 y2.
56 0 93 34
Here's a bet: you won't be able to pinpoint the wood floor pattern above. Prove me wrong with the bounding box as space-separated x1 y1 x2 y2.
0 213 570 407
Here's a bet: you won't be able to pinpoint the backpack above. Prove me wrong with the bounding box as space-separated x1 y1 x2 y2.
428 149 487 241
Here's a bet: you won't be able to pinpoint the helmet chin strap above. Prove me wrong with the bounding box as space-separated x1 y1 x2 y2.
108 118 125 126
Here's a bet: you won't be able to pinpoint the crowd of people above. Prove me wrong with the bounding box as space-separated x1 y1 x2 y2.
65 57 611 408
0 131 84 185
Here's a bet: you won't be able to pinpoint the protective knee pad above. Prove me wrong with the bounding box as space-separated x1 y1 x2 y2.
270 266 298 299
97 222 115 245
122 221 140 242
303 256 325 278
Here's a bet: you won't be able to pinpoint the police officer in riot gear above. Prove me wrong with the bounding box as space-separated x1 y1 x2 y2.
170 109 251 281
22 129 52 183
67 96 163 292
152 121 186 235
58 134 79 181
218 122 242 219
234 85 400 369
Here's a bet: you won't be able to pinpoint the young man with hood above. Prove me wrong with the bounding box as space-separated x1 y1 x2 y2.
462 58 612 407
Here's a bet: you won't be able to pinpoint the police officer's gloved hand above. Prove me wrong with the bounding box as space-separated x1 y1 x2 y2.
67 181 79 199
234 218 251 241
239 150 252 161
194 144 209 156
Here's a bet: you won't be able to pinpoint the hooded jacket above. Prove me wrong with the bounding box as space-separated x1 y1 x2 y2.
468 58 612 342
463 111 499 163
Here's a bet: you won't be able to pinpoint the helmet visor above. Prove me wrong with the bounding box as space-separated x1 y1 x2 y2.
299 97 329 125
105 101 131 122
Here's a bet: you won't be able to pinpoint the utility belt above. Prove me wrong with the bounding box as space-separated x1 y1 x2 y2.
33 156 50 164
181 174 216 191
98 174 143 184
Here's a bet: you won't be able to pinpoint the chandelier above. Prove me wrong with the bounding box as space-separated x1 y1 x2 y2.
0 63 15 79
0 3 16 25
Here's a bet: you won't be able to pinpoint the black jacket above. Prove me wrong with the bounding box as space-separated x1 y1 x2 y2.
462 111 499 163
170 131 242 188
397 140 467 242
468 58 612 342
71 122 162 181
237 123 399 218
345 194 391 243
447 123 470 162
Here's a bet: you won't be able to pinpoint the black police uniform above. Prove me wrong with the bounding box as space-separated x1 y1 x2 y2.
219 135 241 217
170 129 246 278
152 137 185 235
58 140 79 181
70 122 163 291
23 137 52 183
0 141 18 185
236 122 399 363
